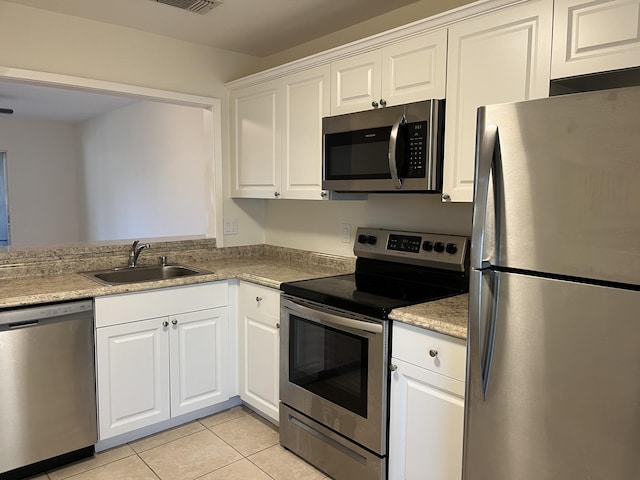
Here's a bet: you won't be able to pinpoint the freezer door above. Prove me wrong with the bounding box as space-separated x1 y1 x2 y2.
472 86 640 285
464 270 640 480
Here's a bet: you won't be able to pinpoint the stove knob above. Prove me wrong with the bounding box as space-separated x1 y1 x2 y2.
367 235 377 245
357 234 368 244
445 243 458 254
434 242 445 253
422 240 433 252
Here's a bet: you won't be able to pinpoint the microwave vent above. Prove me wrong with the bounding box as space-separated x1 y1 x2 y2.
152 0 223 14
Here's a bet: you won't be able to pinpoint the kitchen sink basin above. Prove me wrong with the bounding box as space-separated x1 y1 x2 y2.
81 265 211 286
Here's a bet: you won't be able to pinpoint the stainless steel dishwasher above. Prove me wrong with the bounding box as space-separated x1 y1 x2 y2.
0 300 97 479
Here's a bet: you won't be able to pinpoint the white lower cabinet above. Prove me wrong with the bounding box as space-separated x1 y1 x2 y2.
389 322 466 480
95 282 230 440
237 281 280 423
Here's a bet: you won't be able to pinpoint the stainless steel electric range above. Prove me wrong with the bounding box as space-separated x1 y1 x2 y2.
279 227 469 480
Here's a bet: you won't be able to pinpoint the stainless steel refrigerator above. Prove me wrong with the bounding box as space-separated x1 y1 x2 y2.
464 85 640 480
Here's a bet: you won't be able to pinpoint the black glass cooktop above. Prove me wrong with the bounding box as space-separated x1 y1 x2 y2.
281 258 467 319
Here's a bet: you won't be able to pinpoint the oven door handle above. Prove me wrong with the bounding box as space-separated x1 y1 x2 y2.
283 301 383 335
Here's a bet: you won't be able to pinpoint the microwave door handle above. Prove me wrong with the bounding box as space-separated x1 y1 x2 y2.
388 113 406 190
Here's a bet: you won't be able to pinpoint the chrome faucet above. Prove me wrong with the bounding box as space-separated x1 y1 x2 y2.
128 240 151 267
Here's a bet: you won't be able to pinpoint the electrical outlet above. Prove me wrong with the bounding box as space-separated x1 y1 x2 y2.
224 219 238 235
341 223 351 243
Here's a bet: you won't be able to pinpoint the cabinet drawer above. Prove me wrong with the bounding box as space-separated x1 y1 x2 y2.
392 322 466 381
238 281 280 319
95 282 229 328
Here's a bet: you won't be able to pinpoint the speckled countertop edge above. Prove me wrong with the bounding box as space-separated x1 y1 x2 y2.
388 293 469 340
0 242 468 339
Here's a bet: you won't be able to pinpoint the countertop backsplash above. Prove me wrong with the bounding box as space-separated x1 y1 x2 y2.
0 238 355 279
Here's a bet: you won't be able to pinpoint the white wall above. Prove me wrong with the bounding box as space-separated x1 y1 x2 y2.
0 0 265 248
79 101 211 241
0 1 258 96
258 0 475 71
0 0 476 254
265 195 473 257
0 117 84 245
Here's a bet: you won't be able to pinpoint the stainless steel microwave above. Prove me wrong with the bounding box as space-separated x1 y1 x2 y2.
322 99 445 193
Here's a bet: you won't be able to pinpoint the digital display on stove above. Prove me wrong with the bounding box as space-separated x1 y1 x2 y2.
387 234 421 253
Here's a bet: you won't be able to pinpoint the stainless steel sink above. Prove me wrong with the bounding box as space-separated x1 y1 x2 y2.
81 265 211 286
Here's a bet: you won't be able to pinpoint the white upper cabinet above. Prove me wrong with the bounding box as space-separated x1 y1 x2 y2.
230 65 329 200
381 30 448 106
230 79 281 199
331 50 382 115
551 0 640 79
281 66 330 199
330 29 447 115
442 0 553 202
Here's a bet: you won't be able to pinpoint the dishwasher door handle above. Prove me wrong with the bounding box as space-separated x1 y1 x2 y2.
8 319 39 329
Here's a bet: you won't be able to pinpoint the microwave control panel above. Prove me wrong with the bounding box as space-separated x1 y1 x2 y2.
405 121 428 178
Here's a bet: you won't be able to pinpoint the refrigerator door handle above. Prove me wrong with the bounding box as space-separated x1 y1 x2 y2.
471 113 499 270
469 268 499 400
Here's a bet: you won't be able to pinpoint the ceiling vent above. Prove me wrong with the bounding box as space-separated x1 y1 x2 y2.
153 0 223 15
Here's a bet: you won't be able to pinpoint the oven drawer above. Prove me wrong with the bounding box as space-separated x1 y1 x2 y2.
392 322 466 381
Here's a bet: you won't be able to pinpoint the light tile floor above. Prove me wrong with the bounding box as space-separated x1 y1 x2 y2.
28 406 331 480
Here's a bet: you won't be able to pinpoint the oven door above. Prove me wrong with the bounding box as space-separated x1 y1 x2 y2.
280 295 389 455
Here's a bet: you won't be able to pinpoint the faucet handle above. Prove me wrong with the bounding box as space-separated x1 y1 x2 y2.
159 256 167 266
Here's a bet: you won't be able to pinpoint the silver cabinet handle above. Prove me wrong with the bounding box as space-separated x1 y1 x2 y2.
256 296 263 302
320 191 328 198
172 319 178 326
442 193 451 202
380 99 387 107
371 101 379 108
162 320 169 327
389 364 398 372
274 191 280 197
429 349 438 358
276 322 280 329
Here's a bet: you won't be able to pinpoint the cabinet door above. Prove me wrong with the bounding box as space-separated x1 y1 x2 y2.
389 357 465 480
96 318 170 440
443 0 553 202
331 50 382 115
381 29 448 106
238 282 281 422
230 79 281 198
281 65 330 200
169 307 229 417
551 0 640 79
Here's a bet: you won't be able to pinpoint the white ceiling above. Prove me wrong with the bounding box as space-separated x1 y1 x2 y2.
4 0 425 57
0 80 138 123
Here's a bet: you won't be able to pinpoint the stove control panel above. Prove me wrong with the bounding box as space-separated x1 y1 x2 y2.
354 227 468 271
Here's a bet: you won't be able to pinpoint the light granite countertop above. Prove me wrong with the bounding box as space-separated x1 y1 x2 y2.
0 255 342 309
388 293 469 340
0 248 469 339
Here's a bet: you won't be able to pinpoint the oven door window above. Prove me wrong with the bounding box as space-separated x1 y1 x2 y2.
289 315 368 418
